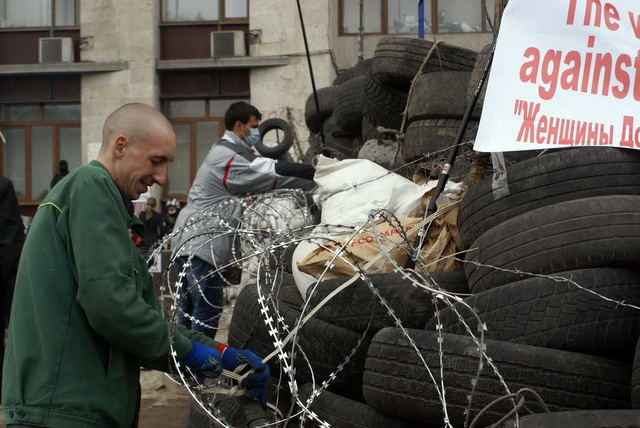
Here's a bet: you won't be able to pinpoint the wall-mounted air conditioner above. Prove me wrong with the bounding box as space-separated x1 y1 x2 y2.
210 31 246 58
39 37 75 63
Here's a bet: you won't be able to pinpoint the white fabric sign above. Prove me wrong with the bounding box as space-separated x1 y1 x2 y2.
475 0 640 152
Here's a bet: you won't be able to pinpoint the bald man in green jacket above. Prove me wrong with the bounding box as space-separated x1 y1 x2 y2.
2 104 269 428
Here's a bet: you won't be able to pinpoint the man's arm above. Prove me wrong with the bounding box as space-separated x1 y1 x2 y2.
69 175 194 363
224 151 315 194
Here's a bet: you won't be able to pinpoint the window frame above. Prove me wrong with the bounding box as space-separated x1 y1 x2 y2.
0 102 81 203
338 0 492 36
162 97 251 199
159 0 249 25
0 0 80 31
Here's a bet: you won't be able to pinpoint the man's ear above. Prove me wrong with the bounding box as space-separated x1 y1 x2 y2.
113 135 127 159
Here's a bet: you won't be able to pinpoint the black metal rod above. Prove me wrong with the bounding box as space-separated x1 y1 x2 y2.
295 0 326 149
413 37 497 256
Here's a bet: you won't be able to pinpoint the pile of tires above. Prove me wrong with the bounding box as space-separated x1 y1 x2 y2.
367 146 640 426
303 37 480 180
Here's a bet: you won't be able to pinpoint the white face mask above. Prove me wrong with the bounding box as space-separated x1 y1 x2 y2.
241 123 261 147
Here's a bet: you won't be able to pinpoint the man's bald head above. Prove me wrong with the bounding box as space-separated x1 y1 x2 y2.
97 103 176 200
101 103 173 152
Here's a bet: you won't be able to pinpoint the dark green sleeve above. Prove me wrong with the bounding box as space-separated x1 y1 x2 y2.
69 174 196 364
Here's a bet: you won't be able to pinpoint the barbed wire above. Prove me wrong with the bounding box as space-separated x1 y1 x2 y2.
148 184 638 428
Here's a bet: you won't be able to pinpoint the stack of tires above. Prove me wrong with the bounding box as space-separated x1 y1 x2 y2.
360 147 640 426
304 37 479 178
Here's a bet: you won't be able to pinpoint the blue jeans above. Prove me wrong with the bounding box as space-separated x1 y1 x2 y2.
175 256 224 339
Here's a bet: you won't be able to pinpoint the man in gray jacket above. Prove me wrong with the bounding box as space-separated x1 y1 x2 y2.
172 102 315 339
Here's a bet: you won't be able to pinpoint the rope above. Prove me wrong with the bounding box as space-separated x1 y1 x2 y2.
392 41 443 167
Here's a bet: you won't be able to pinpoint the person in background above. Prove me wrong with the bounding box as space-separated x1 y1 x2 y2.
50 159 69 189
0 175 25 402
138 196 164 255
162 198 181 237
2 103 269 428
172 101 315 339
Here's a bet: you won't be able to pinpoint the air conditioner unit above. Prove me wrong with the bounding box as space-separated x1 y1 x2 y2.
210 31 246 58
39 37 75 63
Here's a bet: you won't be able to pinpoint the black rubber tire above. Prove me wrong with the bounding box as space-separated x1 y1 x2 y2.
633 337 640 409
228 286 370 400
363 328 631 426
372 37 477 89
497 410 640 428
323 115 351 138
332 58 373 86
306 271 468 333
361 117 378 141
402 118 479 162
258 270 303 309
321 116 360 159
458 147 640 250
362 74 408 131
466 43 492 111
465 195 640 294
333 76 366 136
256 118 293 159
407 71 481 122
426 268 640 358
298 383 427 428
187 402 215 428
305 86 338 134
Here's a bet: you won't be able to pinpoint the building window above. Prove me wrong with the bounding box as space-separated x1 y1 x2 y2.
340 0 494 35
0 0 80 29
0 102 81 201
342 0 382 34
161 0 248 23
163 98 249 197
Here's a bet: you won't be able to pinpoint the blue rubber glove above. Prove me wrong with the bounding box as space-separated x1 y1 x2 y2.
183 341 223 379
221 347 270 405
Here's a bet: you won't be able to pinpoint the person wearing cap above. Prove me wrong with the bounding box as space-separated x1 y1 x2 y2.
2 103 269 428
171 101 315 339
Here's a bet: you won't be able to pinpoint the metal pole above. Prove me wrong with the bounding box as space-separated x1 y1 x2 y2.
418 0 425 39
416 38 497 250
295 0 326 150
357 0 364 61
50 0 56 37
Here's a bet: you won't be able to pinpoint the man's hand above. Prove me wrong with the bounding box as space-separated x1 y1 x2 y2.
221 347 270 405
183 341 223 379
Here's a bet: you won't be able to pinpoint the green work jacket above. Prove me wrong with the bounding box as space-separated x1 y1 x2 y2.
2 160 219 427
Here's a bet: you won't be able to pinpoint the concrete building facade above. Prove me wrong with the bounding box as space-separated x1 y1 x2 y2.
0 0 496 217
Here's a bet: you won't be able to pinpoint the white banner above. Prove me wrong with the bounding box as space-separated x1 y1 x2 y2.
475 0 640 152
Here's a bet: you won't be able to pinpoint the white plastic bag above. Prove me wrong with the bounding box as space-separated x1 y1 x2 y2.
313 156 430 225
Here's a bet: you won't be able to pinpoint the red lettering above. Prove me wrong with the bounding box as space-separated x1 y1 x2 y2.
629 12 640 40
585 0 602 27
540 50 562 100
536 115 548 144
520 48 540 83
567 0 579 24
516 101 541 143
613 54 631 99
603 3 620 30
592 53 612 95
